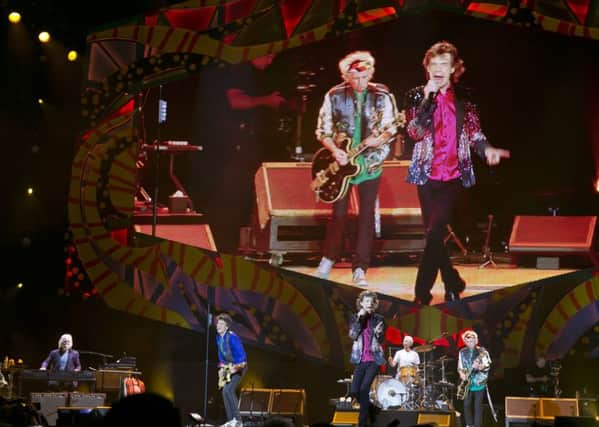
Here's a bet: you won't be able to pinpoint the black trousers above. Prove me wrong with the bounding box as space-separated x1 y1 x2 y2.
350 361 379 427
463 388 485 427
414 178 465 302
323 177 380 271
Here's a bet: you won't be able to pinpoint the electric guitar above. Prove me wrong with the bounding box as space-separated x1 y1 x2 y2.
457 353 485 400
217 362 246 389
310 112 405 204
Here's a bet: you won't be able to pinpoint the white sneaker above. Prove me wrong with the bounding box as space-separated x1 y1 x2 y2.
315 257 334 279
352 268 367 286
189 412 203 422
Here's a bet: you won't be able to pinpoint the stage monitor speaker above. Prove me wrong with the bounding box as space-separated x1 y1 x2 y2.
332 410 359 426
555 416 599 427
31 392 68 426
134 223 217 251
505 397 540 419
239 388 272 416
508 216 597 265
373 410 419 427
417 412 452 427
540 398 579 418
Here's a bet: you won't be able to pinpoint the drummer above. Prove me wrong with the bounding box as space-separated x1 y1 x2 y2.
388 335 420 383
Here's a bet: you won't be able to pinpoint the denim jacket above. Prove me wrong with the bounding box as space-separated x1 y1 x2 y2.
349 312 386 365
404 86 491 188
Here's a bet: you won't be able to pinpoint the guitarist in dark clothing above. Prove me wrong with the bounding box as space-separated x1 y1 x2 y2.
215 313 247 427
314 51 400 286
457 330 491 427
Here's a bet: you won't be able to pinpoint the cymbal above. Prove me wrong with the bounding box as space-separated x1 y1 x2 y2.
415 344 435 353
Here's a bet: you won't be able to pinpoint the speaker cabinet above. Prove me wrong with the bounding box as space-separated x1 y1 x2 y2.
69 392 106 407
506 397 540 419
270 389 305 416
508 216 598 266
239 388 272 416
541 398 579 418
249 161 424 256
31 392 68 426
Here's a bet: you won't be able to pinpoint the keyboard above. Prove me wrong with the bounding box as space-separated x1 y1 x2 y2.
22 369 96 382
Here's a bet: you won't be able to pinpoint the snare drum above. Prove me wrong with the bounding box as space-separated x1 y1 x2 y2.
399 366 419 384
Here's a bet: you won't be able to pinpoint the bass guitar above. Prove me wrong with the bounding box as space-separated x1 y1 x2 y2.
310 112 405 204
218 362 246 389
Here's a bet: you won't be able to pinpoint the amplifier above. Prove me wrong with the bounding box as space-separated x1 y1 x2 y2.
540 398 579 418
69 392 106 407
270 389 305 416
31 392 68 426
505 397 540 419
239 388 272 416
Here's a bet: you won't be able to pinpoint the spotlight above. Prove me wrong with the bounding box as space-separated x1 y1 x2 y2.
67 50 78 62
27 187 33 195
37 98 44 105
8 11 21 24
38 31 51 43
17 283 23 289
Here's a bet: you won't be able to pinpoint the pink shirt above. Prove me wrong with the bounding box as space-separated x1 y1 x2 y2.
361 318 375 362
429 87 460 181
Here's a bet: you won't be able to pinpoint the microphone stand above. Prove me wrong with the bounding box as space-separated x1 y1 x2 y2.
202 288 214 422
152 85 167 236
78 351 114 368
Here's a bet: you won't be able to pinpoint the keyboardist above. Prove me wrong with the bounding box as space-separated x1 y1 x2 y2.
40 333 81 390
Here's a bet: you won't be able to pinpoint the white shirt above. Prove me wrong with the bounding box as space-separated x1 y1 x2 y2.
392 349 420 368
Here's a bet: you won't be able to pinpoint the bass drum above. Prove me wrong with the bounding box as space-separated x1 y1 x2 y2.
369 375 392 407
375 378 408 410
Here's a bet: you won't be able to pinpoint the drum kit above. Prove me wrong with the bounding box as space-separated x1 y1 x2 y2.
371 345 457 411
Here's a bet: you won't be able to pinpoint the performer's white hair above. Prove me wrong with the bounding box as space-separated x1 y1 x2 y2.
461 330 478 342
58 333 73 350
338 50 375 80
403 335 414 344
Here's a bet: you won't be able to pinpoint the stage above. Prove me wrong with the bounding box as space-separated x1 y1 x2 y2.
284 261 574 305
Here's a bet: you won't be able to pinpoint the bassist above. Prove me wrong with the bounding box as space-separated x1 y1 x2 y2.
314 50 400 286
216 313 247 427
458 330 491 427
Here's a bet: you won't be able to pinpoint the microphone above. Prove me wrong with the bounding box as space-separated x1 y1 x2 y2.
427 90 439 103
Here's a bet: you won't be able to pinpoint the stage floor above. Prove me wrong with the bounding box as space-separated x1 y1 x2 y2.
283 261 574 304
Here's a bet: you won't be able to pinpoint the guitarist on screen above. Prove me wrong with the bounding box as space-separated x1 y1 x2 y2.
457 330 492 427
215 313 247 427
314 50 400 287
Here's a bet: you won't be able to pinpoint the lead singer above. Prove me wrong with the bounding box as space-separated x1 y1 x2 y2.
349 291 386 427
405 41 510 305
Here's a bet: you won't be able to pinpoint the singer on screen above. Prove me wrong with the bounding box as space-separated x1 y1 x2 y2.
403 41 510 306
